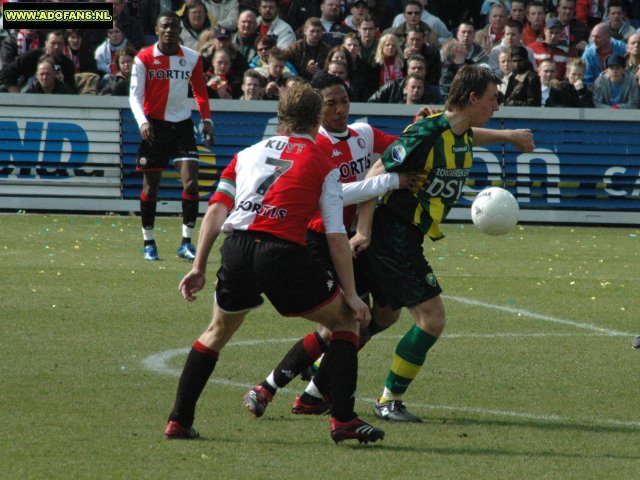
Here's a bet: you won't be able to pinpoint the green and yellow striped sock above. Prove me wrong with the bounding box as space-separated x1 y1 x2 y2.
381 324 439 400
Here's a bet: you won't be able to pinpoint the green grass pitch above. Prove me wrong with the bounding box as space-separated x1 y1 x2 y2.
2 213 639 479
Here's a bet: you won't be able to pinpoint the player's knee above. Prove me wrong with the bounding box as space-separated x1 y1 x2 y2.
316 324 332 341
183 180 199 196
418 313 446 337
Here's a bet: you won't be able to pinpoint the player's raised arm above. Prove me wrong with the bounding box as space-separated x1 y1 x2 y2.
472 127 535 152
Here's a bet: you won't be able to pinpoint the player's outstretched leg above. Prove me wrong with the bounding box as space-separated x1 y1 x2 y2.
244 331 328 417
325 331 384 444
165 308 246 439
165 340 218 439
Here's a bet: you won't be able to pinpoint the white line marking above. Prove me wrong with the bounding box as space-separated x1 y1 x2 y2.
445 295 633 336
143 297 639 429
143 339 640 430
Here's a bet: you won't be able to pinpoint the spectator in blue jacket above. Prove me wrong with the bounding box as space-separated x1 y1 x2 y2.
581 23 627 86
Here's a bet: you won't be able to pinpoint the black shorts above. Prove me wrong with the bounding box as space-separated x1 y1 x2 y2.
136 118 199 171
215 231 339 316
368 204 442 310
306 229 375 298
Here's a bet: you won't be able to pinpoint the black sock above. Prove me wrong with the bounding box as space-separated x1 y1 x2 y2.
140 193 157 235
270 332 328 389
168 341 218 428
181 194 199 230
325 332 359 422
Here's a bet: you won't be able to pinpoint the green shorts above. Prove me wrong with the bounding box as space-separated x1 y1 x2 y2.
368 204 442 311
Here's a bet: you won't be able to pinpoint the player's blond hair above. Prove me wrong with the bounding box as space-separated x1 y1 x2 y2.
277 82 322 135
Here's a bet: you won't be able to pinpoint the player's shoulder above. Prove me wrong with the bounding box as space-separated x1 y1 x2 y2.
347 122 373 135
135 45 156 62
179 45 201 63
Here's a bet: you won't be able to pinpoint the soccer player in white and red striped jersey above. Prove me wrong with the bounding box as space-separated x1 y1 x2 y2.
129 11 214 262
165 82 385 445
243 73 421 417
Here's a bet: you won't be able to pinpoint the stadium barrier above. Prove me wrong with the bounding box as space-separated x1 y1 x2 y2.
1 93 638 225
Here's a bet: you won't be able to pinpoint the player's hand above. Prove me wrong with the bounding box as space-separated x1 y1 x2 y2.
344 292 371 327
179 270 206 302
202 121 214 147
508 129 535 152
414 105 441 120
349 231 369 257
140 122 154 143
398 171 427 193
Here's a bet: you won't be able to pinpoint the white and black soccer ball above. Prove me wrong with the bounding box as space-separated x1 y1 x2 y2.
471 187 519 236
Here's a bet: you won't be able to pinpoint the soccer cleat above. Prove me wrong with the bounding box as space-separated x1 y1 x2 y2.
177 242 196 262
373 400 422 423
143 244 160 261
633 335 640 349
164 420 200 439
329 417 385 444
291 395 330 415
243 385 273 418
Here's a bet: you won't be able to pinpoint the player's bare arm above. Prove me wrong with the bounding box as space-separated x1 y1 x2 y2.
349 158 388 255
202 120 214 147
472 127 535 152
179 202 229 301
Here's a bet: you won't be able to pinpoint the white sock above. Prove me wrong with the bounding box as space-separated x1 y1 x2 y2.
182 224 194 240
304 379 323 399
380 387 403 403
265 371 278 391
142 227 154 242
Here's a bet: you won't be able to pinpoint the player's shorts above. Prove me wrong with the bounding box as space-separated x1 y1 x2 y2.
368 204 442 311
215 230 339 316
306 229 374 298
136 118 199 171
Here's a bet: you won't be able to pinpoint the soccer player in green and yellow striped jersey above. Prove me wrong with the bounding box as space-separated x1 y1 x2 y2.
352 64 536 422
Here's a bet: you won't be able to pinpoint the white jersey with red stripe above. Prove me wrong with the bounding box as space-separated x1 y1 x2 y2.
129 43 211 127
308 122 398 234
210 134 345 245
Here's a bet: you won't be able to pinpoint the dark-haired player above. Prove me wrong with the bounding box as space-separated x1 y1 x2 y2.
129 11 214 261
243 72 421 417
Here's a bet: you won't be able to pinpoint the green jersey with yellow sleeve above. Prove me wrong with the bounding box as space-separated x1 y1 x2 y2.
379 112 474 240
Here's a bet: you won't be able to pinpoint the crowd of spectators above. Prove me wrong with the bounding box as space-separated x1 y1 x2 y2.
1 0 640 107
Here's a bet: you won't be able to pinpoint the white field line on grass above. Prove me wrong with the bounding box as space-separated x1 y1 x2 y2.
143 346 640 429
143 296 638 428
444 295 633 336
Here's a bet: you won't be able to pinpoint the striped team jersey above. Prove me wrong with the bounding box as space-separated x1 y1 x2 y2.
210 135 345 245
380 112 473 241
308 122 397 233
129 43 211 127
